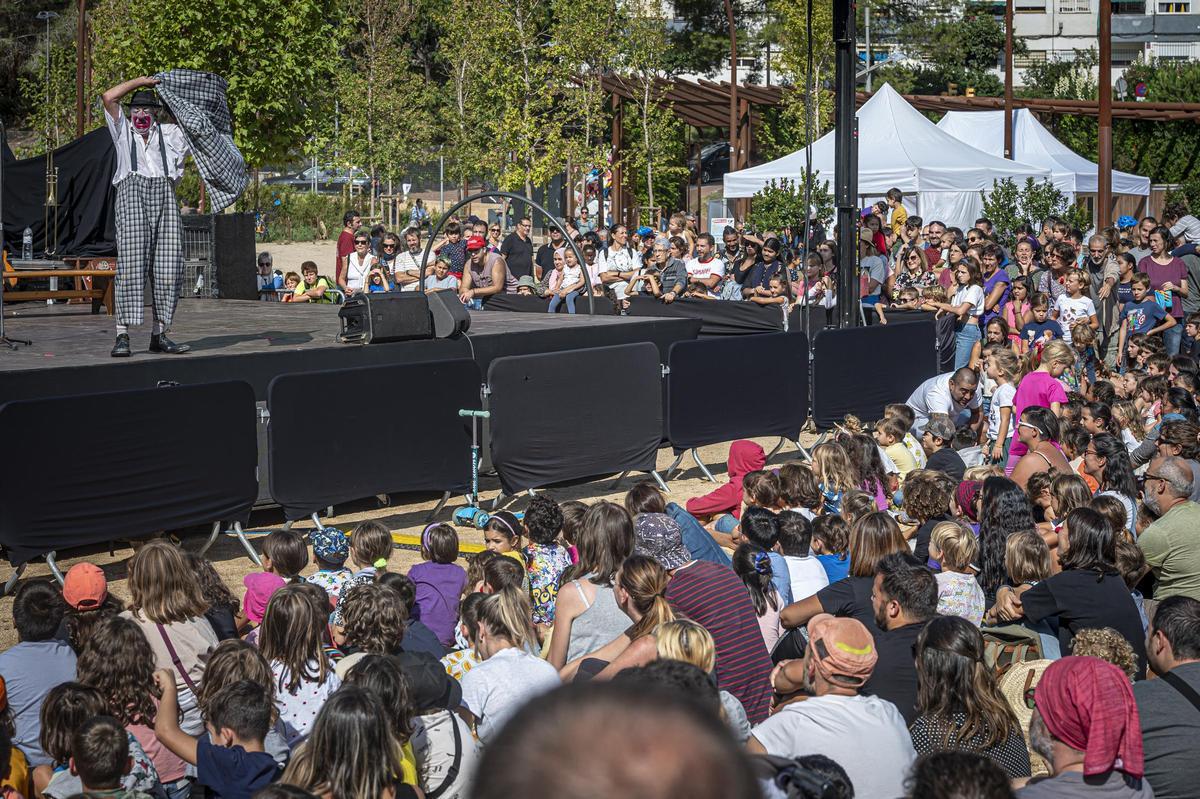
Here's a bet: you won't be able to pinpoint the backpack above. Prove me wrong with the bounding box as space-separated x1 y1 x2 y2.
981 623 1044 680
752 754 845 799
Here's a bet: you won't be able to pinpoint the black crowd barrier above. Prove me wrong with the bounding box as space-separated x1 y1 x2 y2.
487 343 662 492
0 382 258 565
884 308 955 373
666 331 810 450
811 320 939 429
483 294 607 314
626 296 794 337
267 359 480 519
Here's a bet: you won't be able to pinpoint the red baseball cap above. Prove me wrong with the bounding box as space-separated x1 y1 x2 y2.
465 235 487 251
63 563 108 609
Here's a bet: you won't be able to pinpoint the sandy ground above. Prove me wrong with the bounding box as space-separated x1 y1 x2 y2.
0 436 813 650
1 235 817 647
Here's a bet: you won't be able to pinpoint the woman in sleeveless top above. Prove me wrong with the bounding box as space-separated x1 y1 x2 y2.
1011 406 1071 490
546 502 635 668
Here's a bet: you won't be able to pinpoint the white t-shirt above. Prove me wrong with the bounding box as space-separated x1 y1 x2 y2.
411 709 480 799
425 273 461 291
555 264 584 291
953 284 986 320
906 373 983 436
750 693 917 799
783 554 830 601
600 247 636 299
1052 294 1096 344
271 660 342 745
685 256 726 298
345 252 375 291
460 647 560 743
987 382 1017 442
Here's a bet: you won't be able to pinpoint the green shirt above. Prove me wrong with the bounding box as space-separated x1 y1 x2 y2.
294 277 333 303
1139 501 1200 601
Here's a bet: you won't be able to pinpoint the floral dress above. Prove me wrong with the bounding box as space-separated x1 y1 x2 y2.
522 543 574 625
891 269 937 301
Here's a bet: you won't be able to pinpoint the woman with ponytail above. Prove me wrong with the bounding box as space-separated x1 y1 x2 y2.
559 555 676 681
731 544 782 651
459 586 559 743
909 616 1032 778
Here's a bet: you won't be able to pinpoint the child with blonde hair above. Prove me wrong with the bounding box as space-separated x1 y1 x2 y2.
811 441 857 514
929 521 984 625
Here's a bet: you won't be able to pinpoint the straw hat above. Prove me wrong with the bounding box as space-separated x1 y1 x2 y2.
998 658 1055 778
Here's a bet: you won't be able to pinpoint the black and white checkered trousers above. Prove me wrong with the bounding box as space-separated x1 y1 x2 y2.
114 172 182 329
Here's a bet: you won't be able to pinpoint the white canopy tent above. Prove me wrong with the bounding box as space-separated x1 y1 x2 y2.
936 109 1150 199
722 83 1051 228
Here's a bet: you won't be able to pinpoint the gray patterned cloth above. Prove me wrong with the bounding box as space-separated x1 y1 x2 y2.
114 172 182 328
153 69 247 212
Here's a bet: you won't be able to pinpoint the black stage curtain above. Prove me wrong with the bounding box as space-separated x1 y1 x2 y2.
487 343 662 492
884 308 956 373
811 320 938 429
626 296 791 336
666 331 809 450
0 382 258 565
483 293 611 315
2 127 117 258
267 359 480 519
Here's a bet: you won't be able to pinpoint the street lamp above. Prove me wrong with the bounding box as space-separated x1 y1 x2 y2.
36 10 59 131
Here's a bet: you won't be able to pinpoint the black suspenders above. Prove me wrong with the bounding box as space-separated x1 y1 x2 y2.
129 124 170 176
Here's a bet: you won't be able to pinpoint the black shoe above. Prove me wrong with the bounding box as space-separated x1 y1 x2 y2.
149 333 191 354
110 334 131 358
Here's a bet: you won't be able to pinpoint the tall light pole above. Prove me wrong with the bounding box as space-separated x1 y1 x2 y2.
36 11 59 147
74 0 85 136
1098 0 1113 224
1004 0 1014 159
724 0 738 182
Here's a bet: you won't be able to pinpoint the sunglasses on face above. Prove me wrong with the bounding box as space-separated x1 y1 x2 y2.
355 240 369 246
383 243 397 249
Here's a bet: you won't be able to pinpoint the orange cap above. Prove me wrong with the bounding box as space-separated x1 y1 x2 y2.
63 562 108 610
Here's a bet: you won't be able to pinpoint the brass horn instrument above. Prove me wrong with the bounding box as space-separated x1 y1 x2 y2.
43 146 59 256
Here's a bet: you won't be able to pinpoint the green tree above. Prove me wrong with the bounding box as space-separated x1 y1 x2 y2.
747 175 833 234
981 177 1088 249
767 0 833 157
90 0 343 168
17 4 79 153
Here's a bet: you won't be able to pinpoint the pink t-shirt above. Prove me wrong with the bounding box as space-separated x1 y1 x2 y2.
1008 370 1069 458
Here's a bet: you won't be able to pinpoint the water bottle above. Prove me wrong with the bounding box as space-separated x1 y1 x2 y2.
21 227 32 260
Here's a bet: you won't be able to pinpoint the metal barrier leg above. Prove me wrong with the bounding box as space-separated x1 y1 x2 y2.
231 522 263 566
312 512 326 532
198 521 221 556
692 449 717 483
664 451 687 480
491 492 507 511
425 491 452 523
609 471 630 491
45 551 64 584
651 471 670 493
3 563 27 596
766 436 788 460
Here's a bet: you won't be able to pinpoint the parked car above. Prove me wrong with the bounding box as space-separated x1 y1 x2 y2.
264 165 370 193
689 142 731 184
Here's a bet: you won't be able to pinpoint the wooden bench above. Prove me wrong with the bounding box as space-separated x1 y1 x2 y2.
5 269 116 315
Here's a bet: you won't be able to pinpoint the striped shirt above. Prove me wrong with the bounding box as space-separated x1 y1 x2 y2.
666 560 774 724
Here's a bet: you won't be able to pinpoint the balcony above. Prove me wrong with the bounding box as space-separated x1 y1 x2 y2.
1113 11 1200 34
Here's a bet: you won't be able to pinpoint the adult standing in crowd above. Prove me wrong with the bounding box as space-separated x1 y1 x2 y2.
534 226 566 282
1136 595 1200 799
1140 225 1189 355
1139 455 1200 602
501 217 535 280
1085 234 1121 363
335 209 361 295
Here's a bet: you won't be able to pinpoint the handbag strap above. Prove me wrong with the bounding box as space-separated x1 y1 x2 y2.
155 622 200 696
1160 671 1200 715
425 710 463 799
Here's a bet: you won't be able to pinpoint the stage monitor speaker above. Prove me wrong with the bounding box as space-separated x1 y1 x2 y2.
213 212 258 300
427 290 471 338
338 291 432 344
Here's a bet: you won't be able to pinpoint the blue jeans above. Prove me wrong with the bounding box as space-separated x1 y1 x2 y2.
954 322 981 370
715 513 738 534
547 290 580 314
1165 320 1183 356
665 503 731 567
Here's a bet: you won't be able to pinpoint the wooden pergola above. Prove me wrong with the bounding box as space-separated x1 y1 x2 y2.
597 76 1200 225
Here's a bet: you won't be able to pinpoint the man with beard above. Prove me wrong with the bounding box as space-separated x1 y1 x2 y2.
1138 455 1200 602
749 613 916 799
1084 234 1121 363
860 552 937 725
391 228 425 290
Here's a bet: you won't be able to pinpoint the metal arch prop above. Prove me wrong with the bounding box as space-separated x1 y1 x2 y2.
418 191 596 315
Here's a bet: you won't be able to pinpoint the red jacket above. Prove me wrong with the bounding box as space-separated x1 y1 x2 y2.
685 440 767 520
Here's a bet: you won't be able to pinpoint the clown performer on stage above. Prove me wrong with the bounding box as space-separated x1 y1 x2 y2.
101 72 248 357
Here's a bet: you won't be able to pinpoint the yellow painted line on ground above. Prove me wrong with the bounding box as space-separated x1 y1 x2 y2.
391 532 486 554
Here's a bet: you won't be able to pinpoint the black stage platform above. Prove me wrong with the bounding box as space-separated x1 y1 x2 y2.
0 300 703 403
